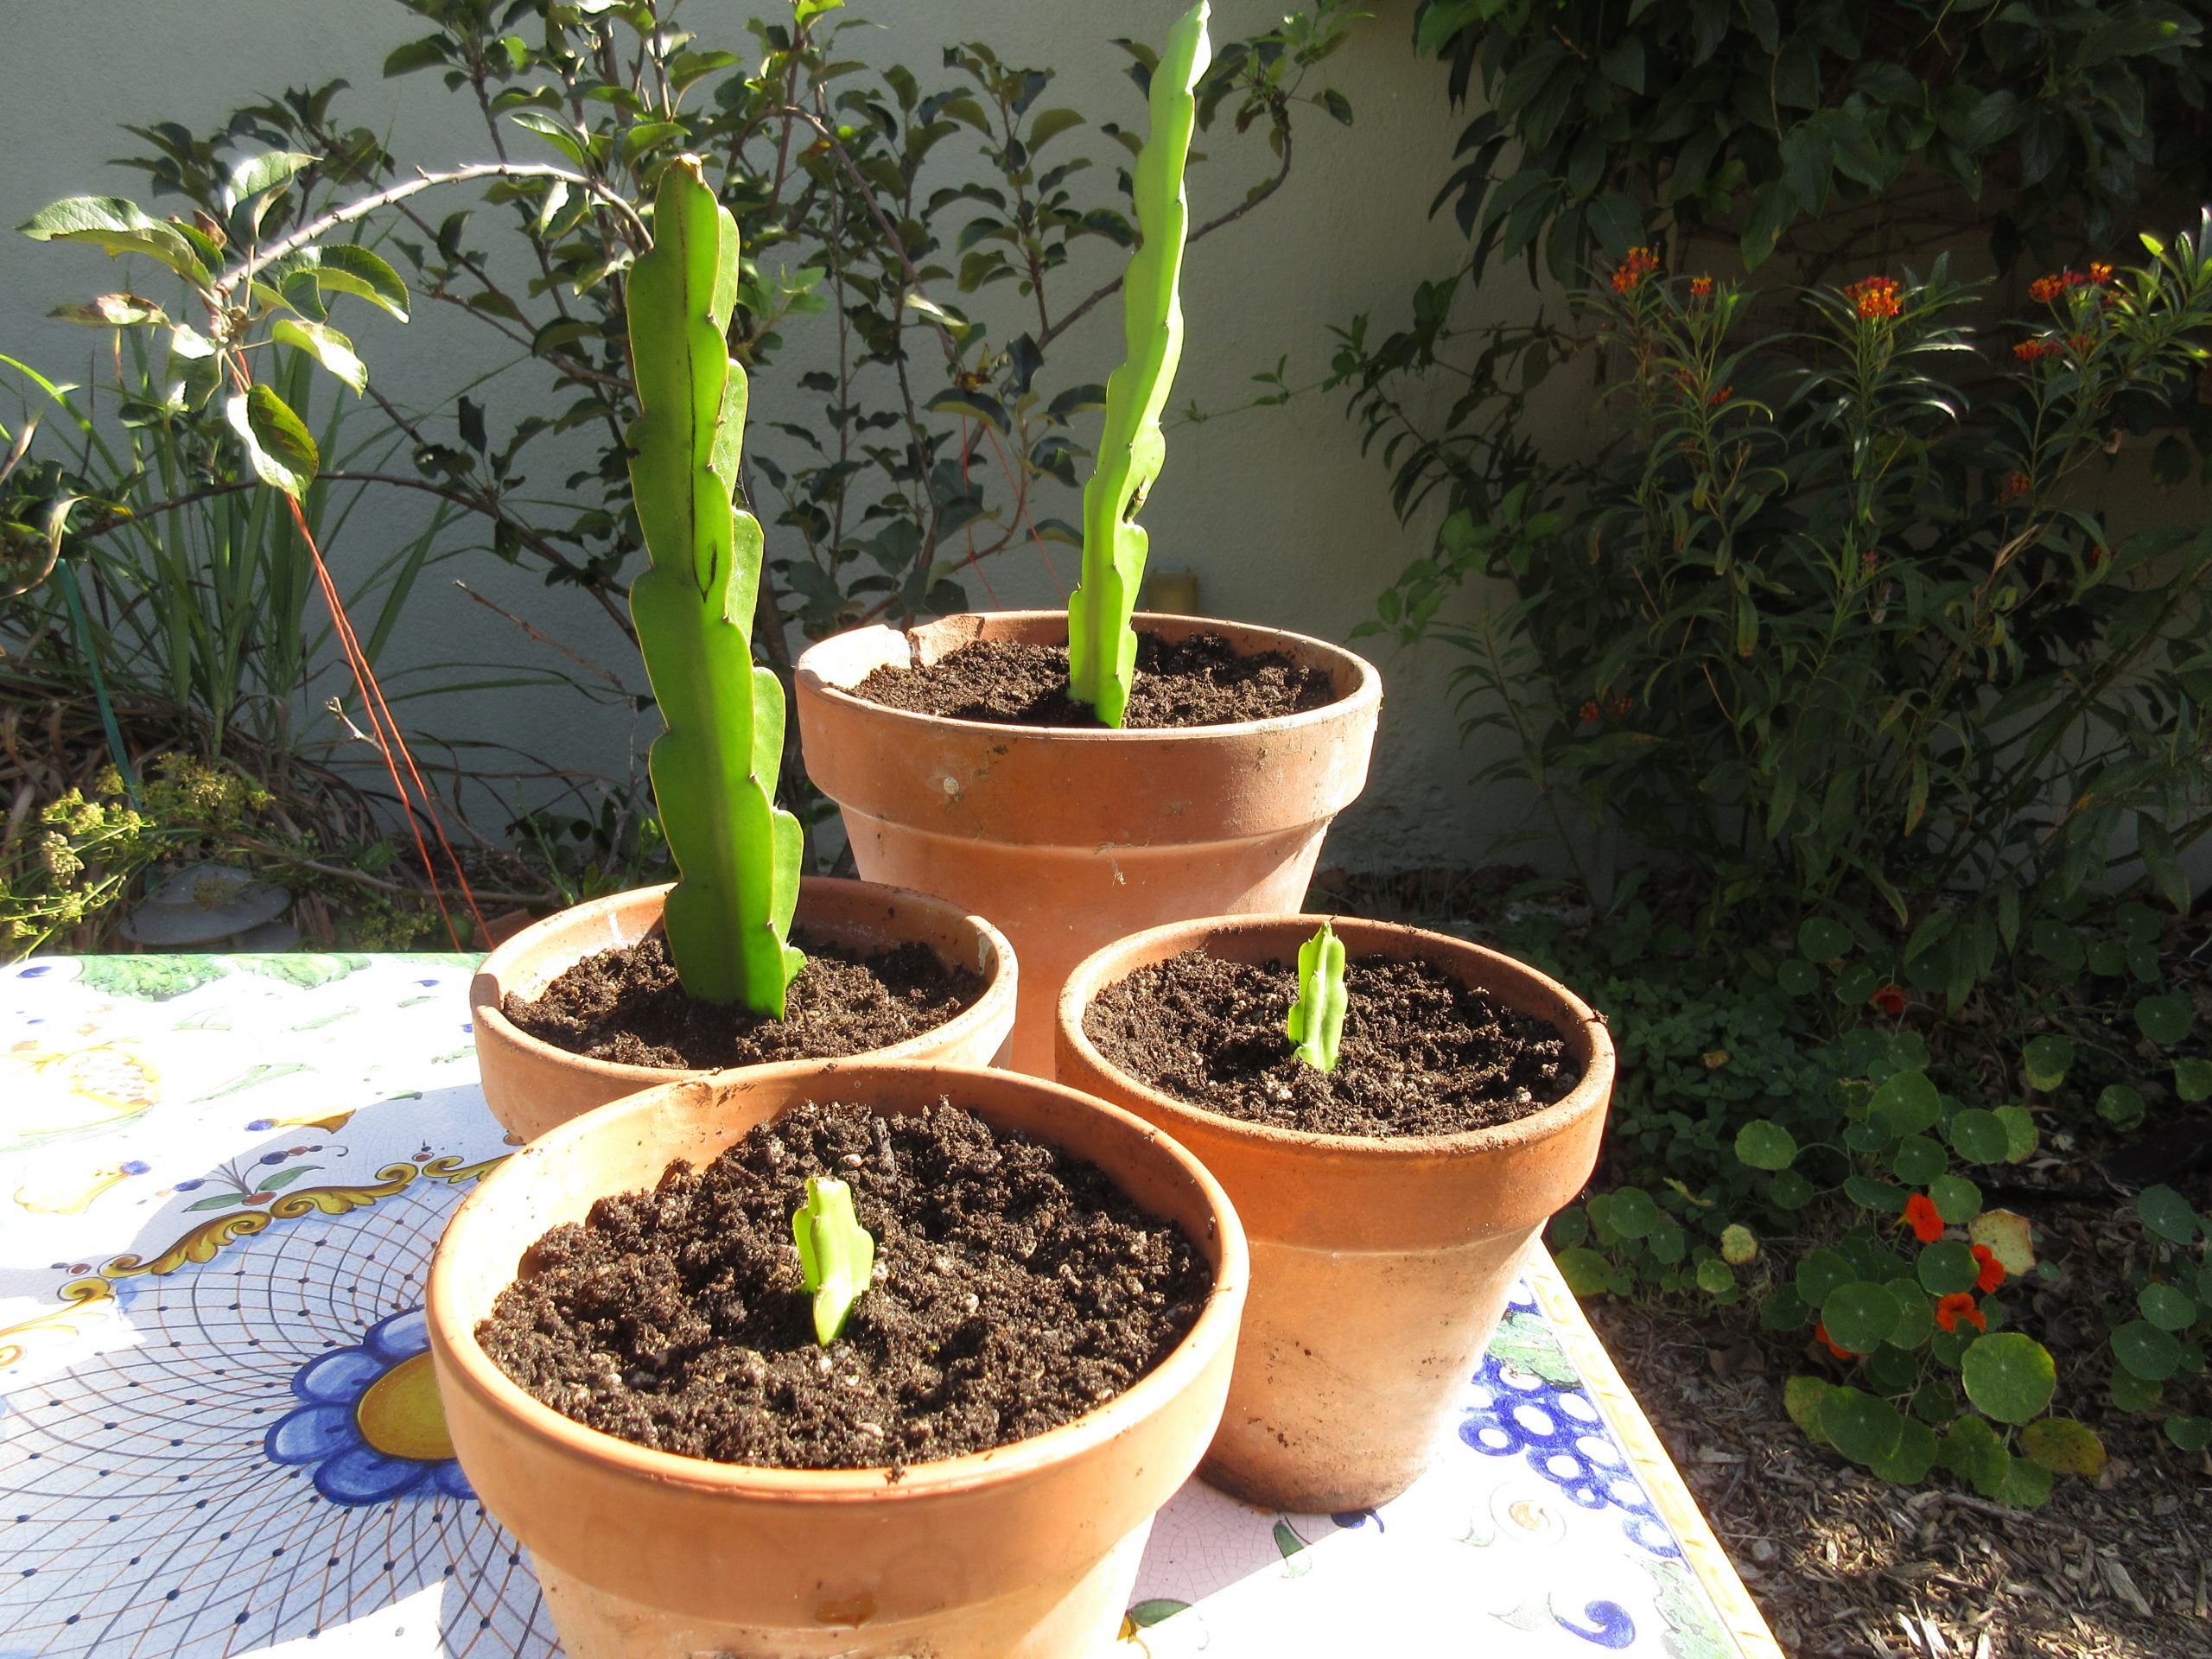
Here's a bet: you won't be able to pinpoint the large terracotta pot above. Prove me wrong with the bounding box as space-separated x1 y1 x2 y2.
1057 913 1614 1514
794 611 1382 1074
426 1059 1248 1659
470 876 1015 1141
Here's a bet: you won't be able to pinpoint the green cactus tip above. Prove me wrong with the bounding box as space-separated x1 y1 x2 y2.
792 1174 876 1346
1286 921 1347 1073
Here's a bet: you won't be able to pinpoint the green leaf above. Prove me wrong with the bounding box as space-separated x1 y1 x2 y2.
311 244 410 321
2166 1415 2212 1452
1797 916 1852 961
2021 1034 2073 1090
1286 922 1347 1072
18 195 210 282
1695 1257 1736 1295
2135 993 2193 1046
1555 1246 1612 1297
1961 1332 2056 1424
2176 1058 2212 1104
1734 1119 1798 1171
2096 1084 2146 1130
1885 1281 1934 1350
1948 1109 2009 1165
1892 1135 1947 1185
2139 1283 2198 1333
1917 1240 1979 1295
1775 958 1820 996
1783 1375 1831 1440
2031 918 2085 974
1027 107 1085 151
224 385 319 497
1605 1185 1662 1239
1843 1175 1904 1215
1941 1414 2008 1494
2110 1369 2164 1413
226 150 318 215
1796 1249 1855 1306
184 1191 250 1211
1719 1223 1758 1265
1869 1417 1939 1484
2021 1417 2106 1477
1994 1456 2053 1509
2138 1185 2202 1246
1870 1070 1941 1136
508 111 589 167
1819 1385 1904 1465
1768 1168 1816 1209
1125 1599 1191 1630
2110 1319 2181 1382
270 318 366 393
791 1175 875 1346
1821 1281 1903 1354
1993 1105 2039 1161
1927 1174 1981 1225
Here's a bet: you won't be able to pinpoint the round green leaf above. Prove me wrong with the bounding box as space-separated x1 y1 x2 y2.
2135 992 2193 1046
1719 1224 1758 1266
1647 1221 1686 1265
2176 1058 2212 1104
1961 1332 2056 1424
1835 962 1880 1007
1993 1104 2039 1162
1776 957 1820 996
2088 938 2126 978
2097 1084 2145 1130
1995 1455 2054 1509
1870 1069 1941 1136
1940 1414 2006 1491
1863 1344 1919 1394
1821 1281 1904 1354
2021 1034 2073 1091
1885 1279 1934 1349
2031 918 2084 974
1948 1109 2009 1165
1891 1134 1948 1185
1798 916 1852 962
1734 1119 1798 1172
2165 1414 2212 1452
1554 1247 1612 1298
2117 900 2163 944
1547 1206 1591 1250
2109 1370 2163 1413
1796 1249 1856 1306
2137 1185 2202 1246
1606 1185 1662 1240
2021 1417 2106 1477
1819 1385 1905 1466
1928 1173 1982 1225
1767 1168 1817 1210
1917 1239 1980 1295
1760 1284 1810 1332
1695 1257 1736 1296
1870 1416 1939 1484
1843 1175 1904 1215
1910 1378 1958 1424
1783 1375 1831 1440
2139 1283 2198 1333
2111 1319 2182 1382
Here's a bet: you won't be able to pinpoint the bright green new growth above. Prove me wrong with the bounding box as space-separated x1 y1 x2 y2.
627 156 804 1013
1286 921 1347 1072
1065 0 1211 728
792 1174 875 1346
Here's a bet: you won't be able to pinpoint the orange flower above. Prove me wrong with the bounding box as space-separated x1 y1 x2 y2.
1841 276 1904 320
1689 275 1714 298
1611 247 1661 294
1815 1319 1860 1359
1871 984 1907 1017
2089 262 2114 284
2000 472 2031 502
2014 338 2057 362
2029 273 2066 304
1578 699 1600 723
1904 1192 1945 1243
1609 694 1634 716
1934 1292 1986 1333
2068 333 2094 357
1709 384 1733 406
1970 1244 2005 1293
1860 549 1881 575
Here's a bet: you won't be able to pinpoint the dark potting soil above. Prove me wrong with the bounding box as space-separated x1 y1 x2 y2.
849 631 1339 728
1083 949 1583 1138
501 930 981 1070
476 1096 1211 1471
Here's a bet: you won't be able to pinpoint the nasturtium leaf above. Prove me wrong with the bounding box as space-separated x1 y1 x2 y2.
2031 918 2084 973
1734 1119 1798 1171
1647 1221 1687 1265
1695 1258 1736 1296
1948 1109 2010 1164
2088 938 2126 978
1775 957 1820 996
1885 1281 1933 1349
1796 1249 1856 1306
2109 1370 2162 1413
1798 916 1853 962
1994 1456 2054 1509
1820 1386 1905 1466
2139 1283 2198 1333
1719 1224 1758 1265
1992 1105 2039 1162
1928 1174 1982 1225
2111 1319 2182 1382
1929 1329 1970 1370
1605 1185 1662 1239
2021 1417 2106 1477
1940 1414 2007 1493
1891 1134 1947 1185
1870 1069 1941 1136
2135 993 2193 1046
2096 1084 2146 1130
2166 1415 2212 1452
1910 1377 1958 1424
2176 1058 2212 1104
1836 962 1881 1007
1547 1206 1591 1250
2021 1034 2073 1091
1822 1281 1903 1354
1760 1283 1810 1332
1844 1118 1891 1154
1918 1240 1979 1296
2137 1185 2201 1246
1870 1416 1939 1484
1783 1375 1831 1441
1767 1168 1816 1210
2116 899 2163 944
1863 1344 1919 1395
1967 1209 2036 1276
1843 1175 1904 1214
1554 1247 1612 1298
1961 1332 2056 1424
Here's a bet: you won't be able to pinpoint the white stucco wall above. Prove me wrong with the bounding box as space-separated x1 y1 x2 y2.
0 2 1567 874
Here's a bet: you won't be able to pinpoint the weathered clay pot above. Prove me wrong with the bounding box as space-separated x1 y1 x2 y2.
793 611 1382 1074
1057 913 1614 1514
426 1059 1248 1659
470 876 1016 1141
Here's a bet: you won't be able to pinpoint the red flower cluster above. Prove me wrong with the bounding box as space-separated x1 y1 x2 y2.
1904 1192 1945 1243
1970 1243 2006 1293
1578 699 1600 723
2030 264 2115 304
1610 694 1634 716
1870 983 1907 1017
2000 472 2032 502
1611 246 1661 294
1935 1292 1986 1334
1842 276 1903 320
1708 384 1733 406
1689 275 1714 298
2014 338 2060 362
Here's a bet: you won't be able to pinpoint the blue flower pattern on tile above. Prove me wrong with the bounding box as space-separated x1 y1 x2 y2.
264 1308 473 1505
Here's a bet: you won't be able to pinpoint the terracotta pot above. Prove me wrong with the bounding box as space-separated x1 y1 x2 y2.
470 876 1016 1141
426 1059 1248 1659
794 611 1382 1074
1057 913 1614 1514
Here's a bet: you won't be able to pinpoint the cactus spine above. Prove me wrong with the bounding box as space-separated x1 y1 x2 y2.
626 156 804 1012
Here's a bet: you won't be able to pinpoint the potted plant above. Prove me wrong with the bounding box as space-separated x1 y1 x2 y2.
1055 912 1614 1513
793 0 1382 1073
425 1058 1248 1658
472 160 1015 1137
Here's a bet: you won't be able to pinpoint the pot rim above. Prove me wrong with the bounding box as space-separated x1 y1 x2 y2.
427 1058 1248 1503
469 876 1018 1090
1057 912 1617 1160
794 609 1383 743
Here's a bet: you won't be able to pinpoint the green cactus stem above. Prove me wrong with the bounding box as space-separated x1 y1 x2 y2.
1286 921 1347 1073
626 156 804 1013
1065 0 1211 728
792 1174 876 1346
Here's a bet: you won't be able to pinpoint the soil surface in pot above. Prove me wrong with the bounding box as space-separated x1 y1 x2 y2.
851 631 1338 728
478 1097 1210 1471
1084 949 1581 1137
501 930 981 1069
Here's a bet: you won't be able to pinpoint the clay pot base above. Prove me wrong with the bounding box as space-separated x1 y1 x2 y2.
1083 948 1582 1138
501 929 982 1071
478 1096 1211 1472
849 632 1338 728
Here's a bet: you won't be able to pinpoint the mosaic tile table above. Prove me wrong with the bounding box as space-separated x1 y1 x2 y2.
0 953 1783 1659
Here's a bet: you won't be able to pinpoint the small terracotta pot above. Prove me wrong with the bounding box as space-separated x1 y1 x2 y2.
470 876 1016 1141
1057 914 1614 1514
794 611 1382 1074
426 1059 1248 1659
